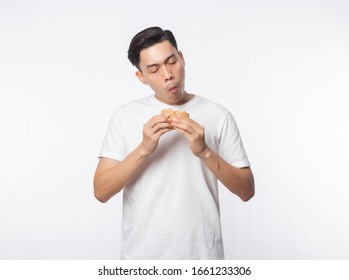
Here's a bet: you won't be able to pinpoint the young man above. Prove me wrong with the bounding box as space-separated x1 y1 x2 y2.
94 26 254 259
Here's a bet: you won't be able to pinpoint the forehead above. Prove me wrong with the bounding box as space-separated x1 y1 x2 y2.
139 40 177 65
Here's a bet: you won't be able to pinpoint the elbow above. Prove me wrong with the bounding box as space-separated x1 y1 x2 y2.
240 188 255 202
94 191 109 203
234 167 255 202
93 179 122 203
240 178 255 202
93 180 110 203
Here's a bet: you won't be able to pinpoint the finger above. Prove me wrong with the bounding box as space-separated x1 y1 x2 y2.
173 126 190 136
144 115 171 129
152 121 173 133
174 126 201 140
154 127 172 139
171 122 192 134
171 118 199 134
178 118 203 130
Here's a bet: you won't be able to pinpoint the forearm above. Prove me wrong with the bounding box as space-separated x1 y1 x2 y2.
200 147 255 201
94 145 149 203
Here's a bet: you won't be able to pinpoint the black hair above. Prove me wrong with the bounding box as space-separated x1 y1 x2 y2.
127 26 178 70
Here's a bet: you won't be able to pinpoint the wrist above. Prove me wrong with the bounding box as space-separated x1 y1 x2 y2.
137 143 153 158
198 146 213 160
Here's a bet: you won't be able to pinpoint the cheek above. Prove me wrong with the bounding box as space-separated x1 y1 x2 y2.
143 73 157 84
174 63 185 76
146 77 162 90
177 65 185 79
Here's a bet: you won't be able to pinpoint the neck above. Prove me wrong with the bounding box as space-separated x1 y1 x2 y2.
155 92 194 106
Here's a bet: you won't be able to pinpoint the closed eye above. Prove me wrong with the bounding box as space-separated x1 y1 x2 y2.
148 66 159 73
168 57 177 65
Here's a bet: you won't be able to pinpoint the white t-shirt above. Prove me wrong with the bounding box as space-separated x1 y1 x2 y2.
99 95 250 259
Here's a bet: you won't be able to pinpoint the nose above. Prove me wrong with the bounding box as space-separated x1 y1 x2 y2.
162 66 173 82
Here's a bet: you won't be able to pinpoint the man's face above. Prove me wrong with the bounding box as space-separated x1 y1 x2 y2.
136 40 187 105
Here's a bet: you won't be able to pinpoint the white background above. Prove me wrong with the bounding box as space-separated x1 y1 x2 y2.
1 0 348 259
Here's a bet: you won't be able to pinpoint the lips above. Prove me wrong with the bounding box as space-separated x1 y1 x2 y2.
168 85 178 93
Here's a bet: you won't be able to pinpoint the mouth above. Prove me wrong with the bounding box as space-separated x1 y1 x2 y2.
168 85 178 94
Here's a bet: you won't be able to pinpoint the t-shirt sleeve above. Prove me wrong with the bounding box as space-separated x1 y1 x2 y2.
98 110 128 161
218 112 250 168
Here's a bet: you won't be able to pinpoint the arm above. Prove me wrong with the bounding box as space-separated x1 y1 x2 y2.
94 147 147 203
172 117 255 201
94 114 172 203
199 148 254 201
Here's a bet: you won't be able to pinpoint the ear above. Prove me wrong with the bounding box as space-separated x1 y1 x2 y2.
135 70 148 85
178 51 185 66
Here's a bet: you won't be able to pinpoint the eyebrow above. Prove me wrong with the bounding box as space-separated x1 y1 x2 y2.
146 53 177 69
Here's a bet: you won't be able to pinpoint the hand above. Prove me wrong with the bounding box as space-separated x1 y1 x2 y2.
171 116 210 158
139 114 172 156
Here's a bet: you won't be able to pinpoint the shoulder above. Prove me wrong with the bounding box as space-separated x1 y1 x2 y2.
117 96 153 111
190 95 236 135
111 96 154 118
194 95 231 120
196 96 229 112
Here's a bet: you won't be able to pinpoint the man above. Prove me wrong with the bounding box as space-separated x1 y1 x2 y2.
94 26 254 259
